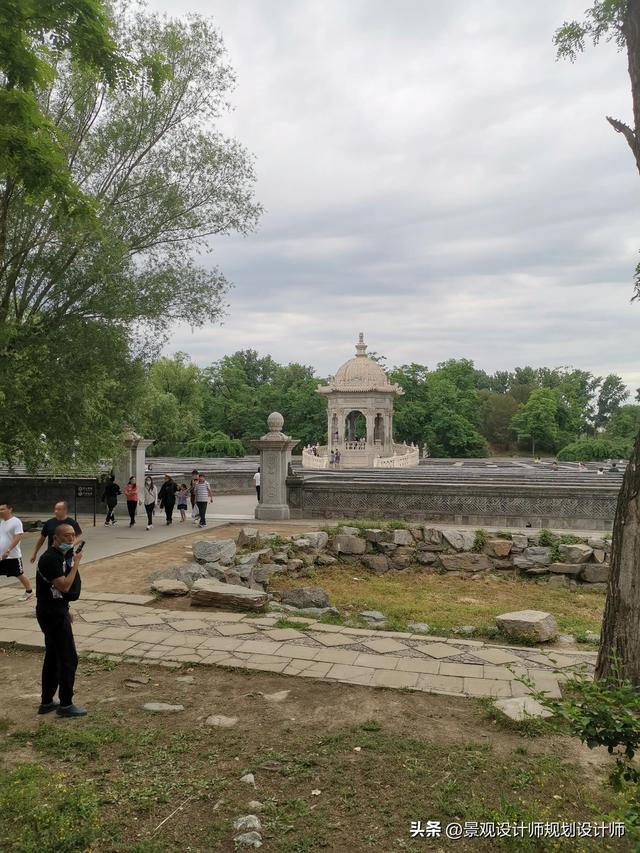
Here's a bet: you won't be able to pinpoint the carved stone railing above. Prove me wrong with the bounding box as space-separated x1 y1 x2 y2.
373 443 420 469
302 445 329 469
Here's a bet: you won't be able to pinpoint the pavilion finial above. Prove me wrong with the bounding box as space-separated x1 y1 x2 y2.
355 332 367 357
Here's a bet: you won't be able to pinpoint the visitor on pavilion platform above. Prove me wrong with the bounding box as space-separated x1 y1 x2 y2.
329 449 335 465
253 467 261 500
101 475 121 526
193 473 213 528
0 502 33 601
608 461 619 473
177 483 189 522
158 475 178 525
597 467 605 475
334 449 341 466
123 477 141 527
578 461 587 471
143 477 157 530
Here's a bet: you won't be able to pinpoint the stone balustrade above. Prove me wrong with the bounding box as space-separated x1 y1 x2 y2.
302 445 329 469
373 443 420 469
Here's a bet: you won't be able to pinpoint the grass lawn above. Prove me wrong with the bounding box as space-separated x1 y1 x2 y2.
0 649 633 852
268 566 604 640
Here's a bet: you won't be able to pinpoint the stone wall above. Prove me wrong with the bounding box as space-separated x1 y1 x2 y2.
287 476 619 530
0 477 100 515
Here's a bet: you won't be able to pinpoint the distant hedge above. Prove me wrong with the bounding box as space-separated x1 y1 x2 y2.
557 438 632 462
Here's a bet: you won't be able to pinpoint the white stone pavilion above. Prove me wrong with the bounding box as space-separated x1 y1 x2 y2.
302 333 419 469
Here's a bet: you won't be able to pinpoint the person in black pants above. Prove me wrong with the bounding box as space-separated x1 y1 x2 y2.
158 474 178 524
101 475 121 525
35 524 86 717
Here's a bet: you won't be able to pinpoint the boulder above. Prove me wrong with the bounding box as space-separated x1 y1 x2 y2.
524 565 550 576
439 553 492 573
548 562 584 577
363 528 386 543
277 587 329 609
547 574 569 588
234 816 262 833
331 534 366 555
340 526 360 536
494 696 553 722
272 552 289 564
190 578 267 610
523 546 552 566
224 570 244 586
558 543 593 564
392 528 414 546
580 564 610 584
592 549 606 564
587 537 608 551
485 538 513 558
237 527 260 548
237 553 261 569
378 542 398 554
253 548 273 563
316 553 337 566
205 562 227 582
491 559 514 571
495 609 558 642
292 538 313 550
286 559 304 572
513 556 534 572
151 578 189 596
361 554 390 574
423 527 443 545
416 550 438 566
304 531 329 550
407 621 431 634
252 564 287 584
234 832 263 849
193 539 236 566
360 610 386 623
441 529 475 552
417 541 445 553
510 533 529 552
390 546 415 569
409 527 424 541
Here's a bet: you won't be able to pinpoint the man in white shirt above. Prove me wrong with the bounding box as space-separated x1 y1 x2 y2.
253 468 261 501
0 503 33 601
193 474 212 528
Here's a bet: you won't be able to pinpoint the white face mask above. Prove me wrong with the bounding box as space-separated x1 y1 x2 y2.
58 542 74 552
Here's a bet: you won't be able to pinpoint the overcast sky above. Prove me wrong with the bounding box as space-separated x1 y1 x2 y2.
149 0 640 391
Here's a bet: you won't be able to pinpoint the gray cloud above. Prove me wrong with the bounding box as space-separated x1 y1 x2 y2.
149 0 640 389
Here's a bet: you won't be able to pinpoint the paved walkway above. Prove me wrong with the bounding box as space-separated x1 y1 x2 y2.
0 590 595 700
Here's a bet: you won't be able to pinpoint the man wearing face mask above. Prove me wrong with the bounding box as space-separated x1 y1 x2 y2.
35 524 87 717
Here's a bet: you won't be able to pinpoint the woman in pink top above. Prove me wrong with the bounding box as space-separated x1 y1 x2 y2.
124 477 140 527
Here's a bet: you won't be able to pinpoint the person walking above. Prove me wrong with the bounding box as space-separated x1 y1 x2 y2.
123 477 140 527
158 475 178 525
101 475 121 525
0 502 33 601
35 523 86 717
177 483 189 522
253 467 261 501
143 477 157 530
30 501 82 573
193 473 212 527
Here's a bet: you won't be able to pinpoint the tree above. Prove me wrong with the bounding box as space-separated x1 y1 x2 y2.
556 0 640 684
511 389 559 456
478 390 519 449
606 404 640 442
595 374 630 429
179 430 244 458
0 10 261 469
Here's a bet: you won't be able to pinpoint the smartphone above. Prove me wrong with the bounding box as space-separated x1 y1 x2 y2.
75 541 86 554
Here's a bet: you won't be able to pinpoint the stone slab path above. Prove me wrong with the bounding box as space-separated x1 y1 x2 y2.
0 588 595 700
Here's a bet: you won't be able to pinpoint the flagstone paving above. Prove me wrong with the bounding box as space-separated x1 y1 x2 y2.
0 592 596 700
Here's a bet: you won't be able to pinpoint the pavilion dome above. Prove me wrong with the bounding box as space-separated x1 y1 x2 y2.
323 334 403 394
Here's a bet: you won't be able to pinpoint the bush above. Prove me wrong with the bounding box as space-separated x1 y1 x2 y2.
538 528 555 546
0 765 100 852
472 528 488 552
557 437 631 462
178 430 245 457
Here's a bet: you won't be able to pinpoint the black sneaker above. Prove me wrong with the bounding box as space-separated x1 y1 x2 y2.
37 701 60 715
56 704 88 718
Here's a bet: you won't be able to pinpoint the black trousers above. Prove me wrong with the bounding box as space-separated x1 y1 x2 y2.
196 500 208 525
256 486 260 500
36 607 78 706
126 500 137 523
105 500 117 523
145 502 155 524
164 500 175 522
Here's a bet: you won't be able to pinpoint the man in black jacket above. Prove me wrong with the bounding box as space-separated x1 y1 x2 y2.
36 524 86 717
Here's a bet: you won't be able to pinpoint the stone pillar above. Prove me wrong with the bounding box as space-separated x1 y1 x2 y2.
114 429 153 487
251 412 299 520
365 413 375 447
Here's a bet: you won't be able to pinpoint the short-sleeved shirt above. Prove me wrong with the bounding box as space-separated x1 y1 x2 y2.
194 481 211 501
41 517 82 549
253 472 261 486
36 547 71 612
0 516 24 559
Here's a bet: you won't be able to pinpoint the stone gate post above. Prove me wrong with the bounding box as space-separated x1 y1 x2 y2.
251 412 299 520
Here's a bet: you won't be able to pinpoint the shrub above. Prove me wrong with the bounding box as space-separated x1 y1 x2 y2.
472 528 488 552
538 528 555 546
557 437 631 462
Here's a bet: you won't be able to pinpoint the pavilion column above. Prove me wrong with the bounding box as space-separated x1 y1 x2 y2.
365 413 375 447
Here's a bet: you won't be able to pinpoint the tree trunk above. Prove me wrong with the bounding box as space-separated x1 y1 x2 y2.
595 429 640 685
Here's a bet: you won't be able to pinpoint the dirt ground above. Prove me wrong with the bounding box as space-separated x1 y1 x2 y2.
0 646 627 853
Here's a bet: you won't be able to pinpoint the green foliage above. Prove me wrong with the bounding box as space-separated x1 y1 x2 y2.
538 528 555 546
606 405 640 443
550 534 581 563
511 388 560 454
179 430 244 458
495 531 513 540
557 437 631 461
0 764 100 852
0 10 261 469
472 528 488 552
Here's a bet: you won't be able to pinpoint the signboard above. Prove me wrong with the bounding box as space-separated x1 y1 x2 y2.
76 485 95 498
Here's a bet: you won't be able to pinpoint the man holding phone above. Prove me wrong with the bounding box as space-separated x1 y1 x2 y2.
30 500 82 568
35 525 87 717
